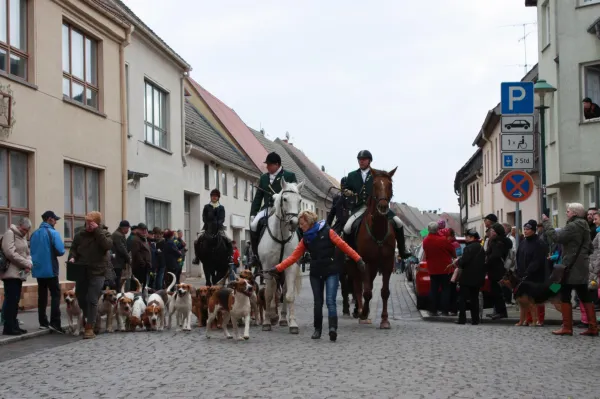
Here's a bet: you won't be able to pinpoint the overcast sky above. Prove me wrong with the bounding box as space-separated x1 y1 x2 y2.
123 0 538 212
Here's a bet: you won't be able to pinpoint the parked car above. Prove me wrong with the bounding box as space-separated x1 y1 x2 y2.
404 252 419 282
413 237 493 318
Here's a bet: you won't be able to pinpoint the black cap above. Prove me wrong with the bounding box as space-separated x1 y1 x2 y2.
583 97 592 103
119 220 131 228
137 223 148 230
41 211 60 221
524 219 538 230
264 152 282 165
484 213 498 223
464 228 480 240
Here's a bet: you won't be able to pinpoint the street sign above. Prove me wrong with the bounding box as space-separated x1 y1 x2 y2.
501 152 534 170
501 170 534 202
501 115 534 133
501 134 534 152
501 82 535 115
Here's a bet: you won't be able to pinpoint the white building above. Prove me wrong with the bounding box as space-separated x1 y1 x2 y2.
526 0 600 226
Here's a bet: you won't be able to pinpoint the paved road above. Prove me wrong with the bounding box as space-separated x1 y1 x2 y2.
0 275 599 399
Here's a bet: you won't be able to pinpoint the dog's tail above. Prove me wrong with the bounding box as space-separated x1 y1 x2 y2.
166 272 176 292
120 279 127 294
132 277 142 293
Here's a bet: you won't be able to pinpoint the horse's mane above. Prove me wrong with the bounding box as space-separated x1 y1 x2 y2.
370 168 394 180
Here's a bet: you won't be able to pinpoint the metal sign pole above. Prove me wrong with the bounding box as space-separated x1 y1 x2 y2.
515 202 520 252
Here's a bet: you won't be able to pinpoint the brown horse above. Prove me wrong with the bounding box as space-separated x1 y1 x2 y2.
346 167 397 329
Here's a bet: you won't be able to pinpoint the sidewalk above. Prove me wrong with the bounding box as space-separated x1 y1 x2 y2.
0 304 70 346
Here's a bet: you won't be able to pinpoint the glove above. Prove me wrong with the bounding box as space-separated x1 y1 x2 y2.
356 259 366 273
343 189 354 197
266 267 279 276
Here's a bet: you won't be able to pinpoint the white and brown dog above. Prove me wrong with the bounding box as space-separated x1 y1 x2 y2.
116 278 141 332
206 277 254 340
95 287 118 334
63 288 83 336
143 272 176 331
239 270 260 326
168 283 193 331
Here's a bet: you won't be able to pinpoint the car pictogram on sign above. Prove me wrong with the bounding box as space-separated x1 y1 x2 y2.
504 119 531 130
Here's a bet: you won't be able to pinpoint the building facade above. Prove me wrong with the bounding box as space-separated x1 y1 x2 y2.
526 0 600 225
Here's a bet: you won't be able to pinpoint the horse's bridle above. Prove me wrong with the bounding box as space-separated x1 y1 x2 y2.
266 189 300 263
275 189 300 224
371 178 393 216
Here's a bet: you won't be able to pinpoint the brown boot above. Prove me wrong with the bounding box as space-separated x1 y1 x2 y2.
83 324 96 339
552 303 573 336
580 303 598 336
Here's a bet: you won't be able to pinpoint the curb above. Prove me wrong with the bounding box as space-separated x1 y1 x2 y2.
403 279 563 326
0 329 50 346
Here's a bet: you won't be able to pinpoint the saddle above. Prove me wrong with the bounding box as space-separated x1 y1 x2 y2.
343 214 364 250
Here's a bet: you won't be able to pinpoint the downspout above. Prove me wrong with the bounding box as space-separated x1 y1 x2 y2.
181 71 190 167
120 25 134 219
482 136 495 217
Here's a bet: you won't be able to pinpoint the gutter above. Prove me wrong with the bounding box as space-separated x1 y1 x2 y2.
187 145 261 180
119 24 134 219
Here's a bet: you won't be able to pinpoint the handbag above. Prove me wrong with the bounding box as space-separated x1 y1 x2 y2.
0 236 8 273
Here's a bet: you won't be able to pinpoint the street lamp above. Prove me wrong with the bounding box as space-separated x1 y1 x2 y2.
534 79 557 215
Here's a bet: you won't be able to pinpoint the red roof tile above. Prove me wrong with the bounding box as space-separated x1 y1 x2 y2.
188 78 267 173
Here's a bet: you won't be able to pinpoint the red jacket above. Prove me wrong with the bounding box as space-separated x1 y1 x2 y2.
422 233 456 275
233 248 240 266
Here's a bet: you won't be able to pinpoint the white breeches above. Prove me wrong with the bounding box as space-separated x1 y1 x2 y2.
342 206 403 235
250 209 269 232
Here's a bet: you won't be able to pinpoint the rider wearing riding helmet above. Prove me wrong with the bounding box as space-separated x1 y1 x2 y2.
201 189 226 235
342 150 409 258
249 152 297 265
267 210 366 341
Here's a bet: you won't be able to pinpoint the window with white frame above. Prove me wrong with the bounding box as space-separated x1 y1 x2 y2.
233 175 238 198
64 163 100 240
585 183 596 208
0 148 28 235
204 164 209 190
551 195 559 227
580 0 600 6
244 179 248 201
476 182 480 203
542 1 551 47
145 198 170 230
144 81 168 148
221 171 227 196
62 22 98 108
0 0 27 80
583 64 600 121
213 167 219 190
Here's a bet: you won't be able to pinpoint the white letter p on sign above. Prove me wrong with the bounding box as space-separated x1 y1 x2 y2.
509 87 526 111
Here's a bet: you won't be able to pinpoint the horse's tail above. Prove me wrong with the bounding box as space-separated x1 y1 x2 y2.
294 264 302 295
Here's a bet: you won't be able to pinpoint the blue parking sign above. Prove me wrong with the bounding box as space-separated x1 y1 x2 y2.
501 82 534 115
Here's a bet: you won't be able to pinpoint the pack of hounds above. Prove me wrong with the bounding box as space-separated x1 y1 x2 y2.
63 270 280 341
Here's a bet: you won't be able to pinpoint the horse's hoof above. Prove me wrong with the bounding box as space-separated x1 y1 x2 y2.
352 312 359 319
279 320 289 327
227 335 233 339
262 324 272 331
270 317 279 326
380 320 391 329
343 312 350 317
289 326 299 334
359 319 372 325
243 336 249 340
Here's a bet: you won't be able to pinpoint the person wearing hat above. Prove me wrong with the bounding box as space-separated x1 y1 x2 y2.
452 229 485 325
126 224 139 253
111 220 131 291
485 222 512 320
482 213 498 251
201 189 226 237
342 150 409 258
30 211 66 333
249 152 297 265
583 97 600 120
515 219 549 326
67 211 113 339
130 223 151 291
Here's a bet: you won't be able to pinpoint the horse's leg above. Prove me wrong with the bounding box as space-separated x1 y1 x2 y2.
359 264 373 324
203 263 212 286
380 263 392 329
284 266 299 334
351 265 364 319
262 278 275 331
279 279 289 327
341 272 350 316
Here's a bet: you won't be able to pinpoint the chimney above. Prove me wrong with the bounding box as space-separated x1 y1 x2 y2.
321 165 325 172
260 128 265 135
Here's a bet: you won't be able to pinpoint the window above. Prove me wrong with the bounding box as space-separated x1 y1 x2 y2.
585 183 596 208
244 179 248 201
213 168 219 190
233 175 238 198
476 182 480 203
62 23 98 108
64 163 100 240
250 183 254 199
583 64 600 121
0 0 27 79
221 171 227 196
204 164 209 190
551 195 559 227
145 198 170 230
580 0 600 6
0 148 28 234
542 1 550 47
144 81 167 148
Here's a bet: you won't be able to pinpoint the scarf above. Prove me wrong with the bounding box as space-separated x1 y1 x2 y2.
210 201 220 208
596 227 600 234
303 220 325 244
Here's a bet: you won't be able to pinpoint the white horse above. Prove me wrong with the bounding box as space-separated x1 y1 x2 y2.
258 178 304 334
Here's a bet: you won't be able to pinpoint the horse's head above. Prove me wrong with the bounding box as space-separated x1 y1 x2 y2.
370 167 397 216
273 178 304 230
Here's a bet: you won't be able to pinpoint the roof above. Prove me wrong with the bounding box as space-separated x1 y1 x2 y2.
393 203 440 236
91 0 130 25
588 17 600 38
525 0 537 6
454 148 482 194
188 78 268 173
276 139 334 197
185 101 260 176
323 172 340 188
249 128 320 202
110 0 190 69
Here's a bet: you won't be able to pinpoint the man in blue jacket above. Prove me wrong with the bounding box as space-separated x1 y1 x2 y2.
31 211 66 333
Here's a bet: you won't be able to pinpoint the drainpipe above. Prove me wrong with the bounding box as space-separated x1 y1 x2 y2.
482 136 495 217
181 71 190 167
120 25 134 219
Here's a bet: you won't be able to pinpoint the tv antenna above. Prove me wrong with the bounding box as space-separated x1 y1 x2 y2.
499 22 537 75
285 131 290 141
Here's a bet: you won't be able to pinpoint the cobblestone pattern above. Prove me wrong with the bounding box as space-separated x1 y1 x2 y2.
0 275 598 399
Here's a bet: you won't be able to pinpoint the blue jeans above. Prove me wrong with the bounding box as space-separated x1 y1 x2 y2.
2 278 22 332
155 268 165 290
429 274 450 314
310 274 339 329
229 263 236 282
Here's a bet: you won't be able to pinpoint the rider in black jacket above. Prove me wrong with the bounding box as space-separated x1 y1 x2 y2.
326 177 353 235
202 189 225 234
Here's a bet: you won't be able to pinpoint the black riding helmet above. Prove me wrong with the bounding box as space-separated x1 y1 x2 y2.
210 188 221 198
340 176 348 189
357 150 373 161
264 152 282 165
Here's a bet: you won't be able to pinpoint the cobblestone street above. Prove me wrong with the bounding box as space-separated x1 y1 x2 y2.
0 275 599 399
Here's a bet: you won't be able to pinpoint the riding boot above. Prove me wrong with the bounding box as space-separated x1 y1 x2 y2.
250 231 261 267
328 316 338 342
552 303 573 336
394 226 408 258
312 306 322 339
580 303 598 336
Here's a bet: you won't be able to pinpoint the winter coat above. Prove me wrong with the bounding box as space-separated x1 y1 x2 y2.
422 233 456 275
111 229 130 269
516 234 548 283
203 204 225 229
457 241 486 287
164 238 181 272
155 239 166 270
543 217 591 285
130 234 152 272
67 225 113 277
588 232 600 286
30 222 65 278
486 235 512 281
0 225 31 281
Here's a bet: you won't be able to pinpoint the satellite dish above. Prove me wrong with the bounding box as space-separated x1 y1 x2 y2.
285 131 290 140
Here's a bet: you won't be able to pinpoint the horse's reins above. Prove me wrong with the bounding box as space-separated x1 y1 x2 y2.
364 175 393 247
